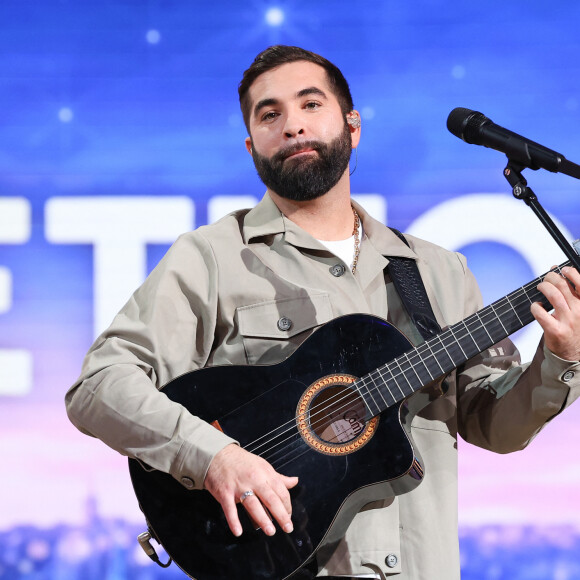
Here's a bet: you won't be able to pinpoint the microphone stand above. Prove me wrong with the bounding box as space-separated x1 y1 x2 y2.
503 160 580 271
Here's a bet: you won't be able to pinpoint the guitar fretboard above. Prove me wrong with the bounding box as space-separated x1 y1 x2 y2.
355 261 571 416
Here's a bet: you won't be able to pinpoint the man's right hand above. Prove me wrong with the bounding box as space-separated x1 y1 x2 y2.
204 443 299 537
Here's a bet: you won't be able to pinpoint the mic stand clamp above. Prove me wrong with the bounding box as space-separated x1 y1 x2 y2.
503 160 580 271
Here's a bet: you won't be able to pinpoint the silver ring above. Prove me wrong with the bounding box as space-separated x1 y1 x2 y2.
239 490 255 504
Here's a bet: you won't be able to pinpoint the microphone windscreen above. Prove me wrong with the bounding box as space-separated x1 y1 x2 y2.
447 107 488 144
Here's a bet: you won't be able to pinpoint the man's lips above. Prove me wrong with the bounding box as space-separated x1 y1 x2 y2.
284 147 317 160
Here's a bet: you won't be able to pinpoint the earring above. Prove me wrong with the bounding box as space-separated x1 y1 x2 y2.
347 114 361 129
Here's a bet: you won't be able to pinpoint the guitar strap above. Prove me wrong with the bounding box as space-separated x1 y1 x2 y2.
387 227 442 341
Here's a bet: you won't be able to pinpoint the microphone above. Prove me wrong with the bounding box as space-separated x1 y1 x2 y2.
447 107 580 179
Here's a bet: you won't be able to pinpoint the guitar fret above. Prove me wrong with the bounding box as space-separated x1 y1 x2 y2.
503 300 526 334
488 318 506 342
403 350 434 385
448 324 477 360
372 369 398 406
425 355 444 380
422 341 445 374
389 354 423 401
441 336 458 366
489 303 508 335
523 284 550 315
431 334 457 370
381 366 407 398
522 281 537 303
353 382 376 419
384 374 406 404
458 319 483 352
402 354 424 390
416 346 437 380
518 290 536 312
445 342 465 368
358 375 383 416
392 357 416 396
480 320 501 342
497 299 518 327
474 311 495 343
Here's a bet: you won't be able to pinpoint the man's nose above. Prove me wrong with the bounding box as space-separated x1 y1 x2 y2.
283 112 305 138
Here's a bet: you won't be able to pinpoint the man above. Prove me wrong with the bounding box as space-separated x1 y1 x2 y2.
66 46 580 579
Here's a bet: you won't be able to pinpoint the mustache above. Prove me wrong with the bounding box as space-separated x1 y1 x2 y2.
272 140 326 164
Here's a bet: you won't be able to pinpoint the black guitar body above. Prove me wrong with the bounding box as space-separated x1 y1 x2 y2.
129 314 437 580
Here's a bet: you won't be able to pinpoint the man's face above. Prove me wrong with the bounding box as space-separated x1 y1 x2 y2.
244 61 359 201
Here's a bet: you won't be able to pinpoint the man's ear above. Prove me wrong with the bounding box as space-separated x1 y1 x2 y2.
245 136 253 155
347 110 361 148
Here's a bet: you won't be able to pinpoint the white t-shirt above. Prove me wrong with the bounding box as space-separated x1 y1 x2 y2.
316 223 363 271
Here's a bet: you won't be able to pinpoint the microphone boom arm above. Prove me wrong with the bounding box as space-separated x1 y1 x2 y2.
503 160 580 271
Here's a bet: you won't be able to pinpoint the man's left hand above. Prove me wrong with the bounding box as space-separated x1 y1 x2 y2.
532 266 580 362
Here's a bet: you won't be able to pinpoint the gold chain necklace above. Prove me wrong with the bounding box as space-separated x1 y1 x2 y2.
351 206 360 274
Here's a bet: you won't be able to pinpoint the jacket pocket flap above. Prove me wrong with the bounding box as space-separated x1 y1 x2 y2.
237 294 333 339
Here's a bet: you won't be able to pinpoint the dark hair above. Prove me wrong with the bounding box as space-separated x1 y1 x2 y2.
238 45 354 132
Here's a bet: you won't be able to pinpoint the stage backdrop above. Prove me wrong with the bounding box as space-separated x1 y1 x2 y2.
1 2 580 579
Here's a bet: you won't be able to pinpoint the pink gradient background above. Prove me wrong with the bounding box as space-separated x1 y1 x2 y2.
2 396 579 531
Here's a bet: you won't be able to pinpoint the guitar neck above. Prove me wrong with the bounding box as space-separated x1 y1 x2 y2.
357 261 571 417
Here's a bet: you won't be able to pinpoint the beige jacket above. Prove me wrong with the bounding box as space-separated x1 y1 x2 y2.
66 194 580 579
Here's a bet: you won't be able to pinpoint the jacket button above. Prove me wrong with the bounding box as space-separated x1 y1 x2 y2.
277 317 293 331
180 477 195 489
562 370 575 382
330 263 346 277
385 554 398 568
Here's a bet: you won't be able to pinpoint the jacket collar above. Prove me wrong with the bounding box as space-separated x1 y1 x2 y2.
351 199 418 261
243 193 418 260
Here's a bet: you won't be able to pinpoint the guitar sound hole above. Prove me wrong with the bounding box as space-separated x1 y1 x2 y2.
309 386 367 444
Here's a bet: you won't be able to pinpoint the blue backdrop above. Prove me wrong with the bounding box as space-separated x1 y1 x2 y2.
1 2 580 579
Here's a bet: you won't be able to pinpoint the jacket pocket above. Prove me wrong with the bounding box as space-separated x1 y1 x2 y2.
237 294 333 365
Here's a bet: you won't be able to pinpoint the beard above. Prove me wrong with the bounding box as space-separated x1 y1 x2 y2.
250 123 353 202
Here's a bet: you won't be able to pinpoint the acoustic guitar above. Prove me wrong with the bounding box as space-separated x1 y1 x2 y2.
129 261 568 580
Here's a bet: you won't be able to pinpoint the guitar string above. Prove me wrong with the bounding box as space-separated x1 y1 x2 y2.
245 338 466 466
248 277 545 466
261 328 518 468
244 264 565 464
245 266 557 463
266 279 550 470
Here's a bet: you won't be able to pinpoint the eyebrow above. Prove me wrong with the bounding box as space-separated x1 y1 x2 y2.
252 86 328 119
